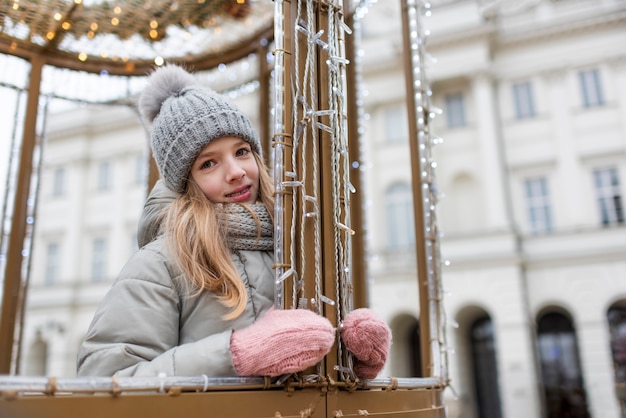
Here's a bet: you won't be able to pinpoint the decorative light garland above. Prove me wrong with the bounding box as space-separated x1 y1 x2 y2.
271 0 449 386
403 0 449 382
1 0 273 68
272 0 355 380
272 0 287 309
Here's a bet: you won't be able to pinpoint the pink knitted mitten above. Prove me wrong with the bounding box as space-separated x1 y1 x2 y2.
341 308 392 379
230 308 335 376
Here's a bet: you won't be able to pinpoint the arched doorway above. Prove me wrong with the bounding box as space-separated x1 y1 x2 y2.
409 320 423 377
537 310 590 418
608 303 626 416
389 314 422 377
470 315 503 418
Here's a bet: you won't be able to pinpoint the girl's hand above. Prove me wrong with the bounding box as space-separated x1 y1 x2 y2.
230 308 335 376
340 308 392 379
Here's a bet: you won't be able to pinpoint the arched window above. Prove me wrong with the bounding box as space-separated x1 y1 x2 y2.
607 305 626 414
470 316 503 418
537 311 590 418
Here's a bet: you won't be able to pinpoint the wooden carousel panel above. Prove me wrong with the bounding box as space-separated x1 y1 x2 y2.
0 389 327 418
328 388 446 418
0 386 446 417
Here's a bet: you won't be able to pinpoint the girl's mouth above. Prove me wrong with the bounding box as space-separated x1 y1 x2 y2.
227 186 252 201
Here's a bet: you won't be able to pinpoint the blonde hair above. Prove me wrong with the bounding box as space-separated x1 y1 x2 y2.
164 152 274 320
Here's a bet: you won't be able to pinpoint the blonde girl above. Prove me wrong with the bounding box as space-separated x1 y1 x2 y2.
77 65 390 379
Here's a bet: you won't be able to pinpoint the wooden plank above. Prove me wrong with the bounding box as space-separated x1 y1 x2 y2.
328 389 447 417
0 387 446 418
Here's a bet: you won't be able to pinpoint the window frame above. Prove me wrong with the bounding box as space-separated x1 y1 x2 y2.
593 167 624 226
383 106 409 144
52 167 65 197
97 160 112 191
512 81 536 119
91 237 108 282
385 182 416 250
578 68 604 108
524 177 553 234
44 242 60 285
444 92 466 129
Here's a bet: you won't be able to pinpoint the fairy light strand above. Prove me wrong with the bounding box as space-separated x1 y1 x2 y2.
272 0 286 308
272 0 355 380
405 0 449 382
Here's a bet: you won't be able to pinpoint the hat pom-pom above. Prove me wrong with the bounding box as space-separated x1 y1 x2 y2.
138 65 197 122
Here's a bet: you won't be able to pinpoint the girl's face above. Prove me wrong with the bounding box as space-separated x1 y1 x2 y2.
190 136 260 204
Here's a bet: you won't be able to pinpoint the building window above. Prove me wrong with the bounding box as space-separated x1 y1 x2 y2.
444 93 466 128
470 316 503 418
578 69 604 108
92 238 108 281
131 232 138 254
385 182 415 250
44 242 60 285
52 167 65 196
512 81 535 119
24 332 47 376
593 167 624 226
524 177 553 234
97 161 111 191
537 311 591 418
135 154 147 185
384 106 408 143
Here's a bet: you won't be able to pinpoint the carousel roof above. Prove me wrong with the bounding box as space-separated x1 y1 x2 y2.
0 0 274 76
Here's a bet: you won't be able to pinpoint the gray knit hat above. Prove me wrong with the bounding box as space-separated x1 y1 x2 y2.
138 65 261 193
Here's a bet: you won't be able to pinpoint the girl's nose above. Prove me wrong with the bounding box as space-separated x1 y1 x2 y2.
226 160 246 181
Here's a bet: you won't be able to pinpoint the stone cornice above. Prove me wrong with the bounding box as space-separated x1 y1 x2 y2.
426 4 626 50
46 105 142 141
496 6 626 47
428 23 496 49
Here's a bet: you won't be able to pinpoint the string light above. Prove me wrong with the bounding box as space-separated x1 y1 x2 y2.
1 2 274 72
403 0 450 383
272 0 356 378
272 0 287 309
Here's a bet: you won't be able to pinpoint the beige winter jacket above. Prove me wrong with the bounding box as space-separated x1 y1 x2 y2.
76 181 274 377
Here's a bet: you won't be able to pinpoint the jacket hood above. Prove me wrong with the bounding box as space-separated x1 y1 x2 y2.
137 179 179 248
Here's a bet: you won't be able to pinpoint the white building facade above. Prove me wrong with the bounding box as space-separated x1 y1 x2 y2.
14 1 626 418
360 1 626 418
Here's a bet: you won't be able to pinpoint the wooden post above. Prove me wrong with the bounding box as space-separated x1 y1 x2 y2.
0 55 44 374
343 3 368 310
400 0 433 377
258 41 272 166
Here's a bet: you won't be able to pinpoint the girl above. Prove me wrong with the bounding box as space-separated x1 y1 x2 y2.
77 65 390 379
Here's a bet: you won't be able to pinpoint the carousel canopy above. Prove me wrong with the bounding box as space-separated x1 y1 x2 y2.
0 0 274 76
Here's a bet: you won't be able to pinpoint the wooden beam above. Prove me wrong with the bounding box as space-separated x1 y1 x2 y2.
0 25 274 77
400 0 432 377
0 55 44 374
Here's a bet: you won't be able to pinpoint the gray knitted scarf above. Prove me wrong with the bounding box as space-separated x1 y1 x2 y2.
217 203 274 251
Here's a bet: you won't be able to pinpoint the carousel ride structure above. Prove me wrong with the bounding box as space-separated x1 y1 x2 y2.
0 1 449 416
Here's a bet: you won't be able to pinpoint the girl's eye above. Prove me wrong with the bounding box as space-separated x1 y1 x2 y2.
236 147 250 157
200 160 215 170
